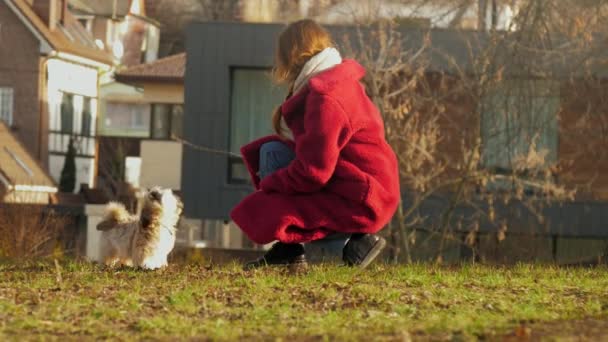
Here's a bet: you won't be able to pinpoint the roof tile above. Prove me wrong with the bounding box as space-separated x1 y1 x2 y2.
115 52 185 83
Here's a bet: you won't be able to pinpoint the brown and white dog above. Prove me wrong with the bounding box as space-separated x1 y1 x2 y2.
96 187 182 270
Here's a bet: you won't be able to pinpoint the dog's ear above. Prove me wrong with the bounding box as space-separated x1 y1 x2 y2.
97 218 117 231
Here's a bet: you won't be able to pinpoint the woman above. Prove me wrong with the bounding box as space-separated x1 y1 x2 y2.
230 19 400 269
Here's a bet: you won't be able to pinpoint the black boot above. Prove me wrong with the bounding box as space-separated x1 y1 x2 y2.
244 242 307 270
343 234 386 268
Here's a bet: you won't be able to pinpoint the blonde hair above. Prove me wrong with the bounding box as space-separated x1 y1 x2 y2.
271 19 334 137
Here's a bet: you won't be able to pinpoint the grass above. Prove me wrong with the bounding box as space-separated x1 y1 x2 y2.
1 261 607 341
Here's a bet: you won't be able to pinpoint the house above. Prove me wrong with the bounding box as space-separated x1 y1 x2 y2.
181 22 608 247
96 52 185 191
0 122 57 203
0 0 113 192
61 0 165 194
67 0 160 66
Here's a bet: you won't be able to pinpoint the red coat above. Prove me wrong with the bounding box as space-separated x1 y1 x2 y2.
230 59 400 244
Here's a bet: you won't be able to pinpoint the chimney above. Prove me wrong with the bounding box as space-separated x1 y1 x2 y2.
31 0 62 30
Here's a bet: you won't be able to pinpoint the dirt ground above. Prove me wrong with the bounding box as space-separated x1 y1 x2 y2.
499 317 608 341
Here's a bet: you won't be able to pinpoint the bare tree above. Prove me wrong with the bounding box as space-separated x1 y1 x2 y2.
0 203 67 259
341 0 608 262
152 0 241 56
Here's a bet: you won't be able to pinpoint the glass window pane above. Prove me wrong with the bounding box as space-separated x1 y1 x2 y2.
171 104 183 139
104 102 151 137
481 80 559 171
81 97 92 136
152 104 171 139
61 93 74 134
229 68 286 182
0 87 14 126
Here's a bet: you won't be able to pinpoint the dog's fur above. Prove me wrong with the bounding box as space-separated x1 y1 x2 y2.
96 187 182 269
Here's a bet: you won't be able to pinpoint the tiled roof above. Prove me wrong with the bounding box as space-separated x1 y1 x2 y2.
115 52 185 83
9 0 113 65
0 122 56 189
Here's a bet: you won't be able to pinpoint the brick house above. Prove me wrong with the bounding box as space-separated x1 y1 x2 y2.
0 0 113 191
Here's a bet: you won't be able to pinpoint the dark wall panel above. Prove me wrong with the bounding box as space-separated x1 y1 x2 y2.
183 22 284 219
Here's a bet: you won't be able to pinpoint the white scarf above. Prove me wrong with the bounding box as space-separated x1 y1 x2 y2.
292 47 342 94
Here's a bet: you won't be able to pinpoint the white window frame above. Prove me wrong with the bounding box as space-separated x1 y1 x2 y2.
0 87 14 126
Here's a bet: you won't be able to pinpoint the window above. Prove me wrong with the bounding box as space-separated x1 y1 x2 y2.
151 104 183 139
0 87 14 126
77 18 93 33
61 93 74 134
151 104 171 139
481 80 559 187
104 102 151 136
229 68 286 183
171 104 183 139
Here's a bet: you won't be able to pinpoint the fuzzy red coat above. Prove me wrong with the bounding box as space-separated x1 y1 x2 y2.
230 59 400 244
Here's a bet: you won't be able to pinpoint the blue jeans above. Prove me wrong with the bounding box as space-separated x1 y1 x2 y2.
258 141 349 262
259 141 295 179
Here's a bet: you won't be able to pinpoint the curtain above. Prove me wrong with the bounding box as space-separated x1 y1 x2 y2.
81 97 92 136
229 69 286 182
61 93 74 134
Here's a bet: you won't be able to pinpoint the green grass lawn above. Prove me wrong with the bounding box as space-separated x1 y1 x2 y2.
1 261 607 341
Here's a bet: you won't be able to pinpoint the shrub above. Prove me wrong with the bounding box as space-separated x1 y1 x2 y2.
0 204 66 259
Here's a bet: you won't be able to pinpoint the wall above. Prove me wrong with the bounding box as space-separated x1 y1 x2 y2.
85 204 105 262
183 22 283 219
0 0 43 161
140 140 182 190
142 83 184 104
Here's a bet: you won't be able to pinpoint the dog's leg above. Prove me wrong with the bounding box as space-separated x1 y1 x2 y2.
105 256 120 268
140 255 166 270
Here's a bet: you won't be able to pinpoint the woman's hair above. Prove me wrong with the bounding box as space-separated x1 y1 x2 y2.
272 19 334 137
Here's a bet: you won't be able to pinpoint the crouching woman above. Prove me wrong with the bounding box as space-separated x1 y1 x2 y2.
230 19 400 269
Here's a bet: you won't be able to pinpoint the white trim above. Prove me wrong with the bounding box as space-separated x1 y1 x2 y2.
14 185 58 193
0 172 11 189
56 52 112 70
0 172 57 193
3 0 53 54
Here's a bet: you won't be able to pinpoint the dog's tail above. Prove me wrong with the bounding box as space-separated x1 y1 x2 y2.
97 202 131 231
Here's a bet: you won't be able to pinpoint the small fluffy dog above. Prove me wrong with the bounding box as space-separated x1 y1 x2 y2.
96 187 182 270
